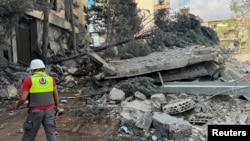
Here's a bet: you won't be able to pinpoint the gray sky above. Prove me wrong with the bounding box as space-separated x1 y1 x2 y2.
170 0 235 20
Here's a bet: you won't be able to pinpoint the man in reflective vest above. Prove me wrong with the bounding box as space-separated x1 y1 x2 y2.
14 59 59 141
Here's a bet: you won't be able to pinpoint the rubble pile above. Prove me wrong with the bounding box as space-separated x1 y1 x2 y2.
1 45 250 140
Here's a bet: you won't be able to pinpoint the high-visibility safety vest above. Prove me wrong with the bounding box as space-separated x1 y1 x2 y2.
29 71 54 107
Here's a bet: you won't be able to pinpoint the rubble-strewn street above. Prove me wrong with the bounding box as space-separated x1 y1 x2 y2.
1 45 250 141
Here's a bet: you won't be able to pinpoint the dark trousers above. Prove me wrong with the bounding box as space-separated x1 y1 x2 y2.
22 108 57 141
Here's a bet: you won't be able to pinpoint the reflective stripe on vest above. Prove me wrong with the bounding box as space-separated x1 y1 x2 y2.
29 71 54 107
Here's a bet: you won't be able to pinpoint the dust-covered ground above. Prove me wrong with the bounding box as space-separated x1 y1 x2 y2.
0 93 128 141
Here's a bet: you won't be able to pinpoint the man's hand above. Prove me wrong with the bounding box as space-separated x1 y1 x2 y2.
54 106 60 113
6 104 17 111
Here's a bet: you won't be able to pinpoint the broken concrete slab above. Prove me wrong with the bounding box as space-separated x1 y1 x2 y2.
88 52 107 65
204 61 224 79
220 67 245 81
88 52 116 75
135 111 153 131
188 52 218 65
152 112 192 140
101 63 116 75
134 91 147 100
150 93 167 104
238 113 248 124
152 63 210 82
161 81 250 96
109 88 125 102
120 106 153 131
121 99 152 112
105 46 221 79
153 61 222 82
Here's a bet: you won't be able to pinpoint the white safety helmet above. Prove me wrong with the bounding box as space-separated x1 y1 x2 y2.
29 59 45 70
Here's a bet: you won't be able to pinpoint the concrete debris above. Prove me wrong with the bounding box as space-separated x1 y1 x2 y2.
88 52 116 75
101 63 116 76
109 88 125 102
189 126 207 141
161 81 250 96
162 98 196 114
134 111 153 131
238 113 248 124
1 45 250 141
121 99 152 112
150 93 167 105
134 91 147 100
188 113 213 124
152 112 192 140
6 85 18 99
68 67 78 74
153 62 222 82
104 46 222 79
0 85 18 99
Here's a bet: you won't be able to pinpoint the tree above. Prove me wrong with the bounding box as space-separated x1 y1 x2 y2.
0 0 33 62
102 0 142 45
154 9 170 30
150 13 220 48
230 0 250 53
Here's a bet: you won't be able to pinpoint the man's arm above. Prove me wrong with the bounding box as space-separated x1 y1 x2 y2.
53 86 60 112
15 91 29 109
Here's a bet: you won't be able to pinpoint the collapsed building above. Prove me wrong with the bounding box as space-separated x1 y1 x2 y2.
0 0 250 141
1 43 250 140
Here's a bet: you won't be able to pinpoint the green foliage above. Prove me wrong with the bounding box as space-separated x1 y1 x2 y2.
200 26 220 45
0 0 34 45
118 40 152 59
154 9 169 29
103 0 142 43
150 13 219 48
230 0 250 52
0 0 33 28
116 77 161 98
102 40 152 59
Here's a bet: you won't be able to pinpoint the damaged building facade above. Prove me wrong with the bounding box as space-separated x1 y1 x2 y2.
0 0 176 66
0 0 89 66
